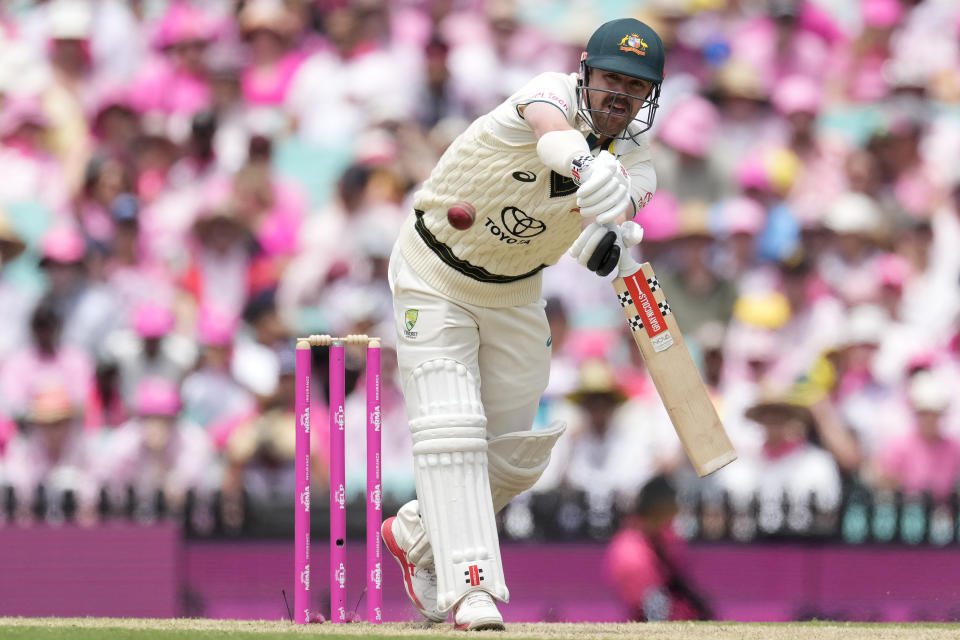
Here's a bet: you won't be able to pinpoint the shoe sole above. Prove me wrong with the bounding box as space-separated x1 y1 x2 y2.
381 517 447 623
455 620 506 632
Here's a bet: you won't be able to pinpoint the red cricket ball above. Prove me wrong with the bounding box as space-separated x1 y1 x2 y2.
446 201 477 230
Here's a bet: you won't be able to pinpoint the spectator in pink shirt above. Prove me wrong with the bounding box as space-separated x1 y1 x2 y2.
0 297 93 422
230 136 306 264
0 94 70 214
103 377 216 521
606 474 714 621
3 386 99 525
238 0 305 107
129 1 215 132
73 154 134 245
879 371 960 502
102 193 176 316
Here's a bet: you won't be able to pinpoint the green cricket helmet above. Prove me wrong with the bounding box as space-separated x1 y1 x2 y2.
577 18 665 141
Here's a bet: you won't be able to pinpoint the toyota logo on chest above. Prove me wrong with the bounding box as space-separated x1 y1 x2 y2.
500 207 546 238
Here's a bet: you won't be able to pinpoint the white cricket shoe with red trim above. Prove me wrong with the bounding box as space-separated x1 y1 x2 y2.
453 590 505 631
381 516 446 622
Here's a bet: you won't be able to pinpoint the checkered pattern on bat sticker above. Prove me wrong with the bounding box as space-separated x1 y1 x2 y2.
618 291 632 308
647 276 660 292
629 315 644 331
658 301 671 315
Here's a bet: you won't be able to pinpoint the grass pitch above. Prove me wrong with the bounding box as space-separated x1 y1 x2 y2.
3 618 960 640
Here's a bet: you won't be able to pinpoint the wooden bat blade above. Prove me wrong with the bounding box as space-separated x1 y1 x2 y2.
613 262 736 477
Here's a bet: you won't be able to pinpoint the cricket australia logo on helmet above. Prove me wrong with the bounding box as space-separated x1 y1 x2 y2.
618 33 648 56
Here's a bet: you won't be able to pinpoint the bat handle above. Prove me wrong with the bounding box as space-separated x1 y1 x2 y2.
616 240 641 278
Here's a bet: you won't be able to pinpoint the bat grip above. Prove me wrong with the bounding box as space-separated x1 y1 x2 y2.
616 240 641 278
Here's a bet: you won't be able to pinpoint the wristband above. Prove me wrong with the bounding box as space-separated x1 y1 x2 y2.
536 129 591 177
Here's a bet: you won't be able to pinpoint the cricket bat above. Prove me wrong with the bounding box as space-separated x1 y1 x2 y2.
613 255 737 477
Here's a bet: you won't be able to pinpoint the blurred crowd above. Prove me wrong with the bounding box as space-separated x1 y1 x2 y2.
0 0 959 541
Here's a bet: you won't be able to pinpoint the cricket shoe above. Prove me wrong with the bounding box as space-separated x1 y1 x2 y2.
381 516 446 622
453 590 505 631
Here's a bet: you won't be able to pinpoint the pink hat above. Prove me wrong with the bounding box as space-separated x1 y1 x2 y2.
567 328 618 362
719 196 765 235
875 253 911 290
657 95 719 158
735 153 769 192
133 302 175 338
633 190 680 241
863 0 903 29
197 305 238 347
134 377 181 417
152 1 218 50
0 95 50 138
39 224 86 264
772 75 822 116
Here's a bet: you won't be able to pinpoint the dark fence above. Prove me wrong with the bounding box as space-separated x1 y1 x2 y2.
3 482 958 546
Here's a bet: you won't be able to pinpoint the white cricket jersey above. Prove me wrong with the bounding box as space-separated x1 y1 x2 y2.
397 71 656 308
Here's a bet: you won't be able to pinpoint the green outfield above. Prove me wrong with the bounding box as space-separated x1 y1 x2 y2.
2 618 960 640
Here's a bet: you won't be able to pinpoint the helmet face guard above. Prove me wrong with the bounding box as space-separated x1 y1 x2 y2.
576 59 661 143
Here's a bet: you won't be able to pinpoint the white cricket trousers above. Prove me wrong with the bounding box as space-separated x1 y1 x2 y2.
387 244 552 437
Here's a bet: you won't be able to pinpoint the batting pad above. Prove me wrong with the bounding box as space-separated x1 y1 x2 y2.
487 421 566 512
408 359 509 610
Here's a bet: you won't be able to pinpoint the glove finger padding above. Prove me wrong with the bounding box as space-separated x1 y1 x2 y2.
571 224 607 265
570 223 621 277
580 186 629 223
575 151 631 220
586 230 618 272
575 170 615 203
596 243 620 276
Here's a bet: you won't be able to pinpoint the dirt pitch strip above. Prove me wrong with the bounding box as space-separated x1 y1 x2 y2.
3 618 960 640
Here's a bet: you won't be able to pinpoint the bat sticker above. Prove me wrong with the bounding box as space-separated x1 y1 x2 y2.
622 271 675 352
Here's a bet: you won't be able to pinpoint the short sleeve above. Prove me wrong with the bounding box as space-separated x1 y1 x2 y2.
626 159 656 216
488 72 579 138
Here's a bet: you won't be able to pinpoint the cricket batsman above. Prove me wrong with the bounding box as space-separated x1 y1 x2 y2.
381 18 664 630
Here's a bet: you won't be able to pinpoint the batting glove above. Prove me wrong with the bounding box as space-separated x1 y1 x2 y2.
572 150 632 225
568 220 645 277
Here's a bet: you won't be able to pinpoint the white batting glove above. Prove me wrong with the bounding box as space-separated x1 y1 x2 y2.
568 220 645 277
619 220 645 248
572 150 632 225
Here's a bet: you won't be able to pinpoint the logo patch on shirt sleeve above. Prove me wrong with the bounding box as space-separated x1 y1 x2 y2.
531 91 569 114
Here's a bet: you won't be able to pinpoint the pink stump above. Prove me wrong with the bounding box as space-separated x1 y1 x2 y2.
329 341 347 623
294 341 311 624
366 342 383 623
